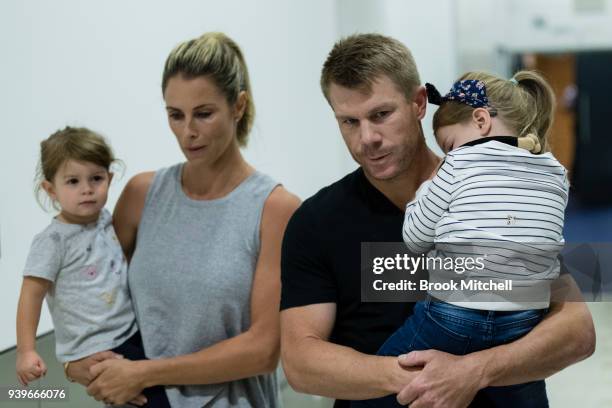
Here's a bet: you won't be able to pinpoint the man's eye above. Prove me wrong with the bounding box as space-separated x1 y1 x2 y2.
373 111 390 121
343 118 358 127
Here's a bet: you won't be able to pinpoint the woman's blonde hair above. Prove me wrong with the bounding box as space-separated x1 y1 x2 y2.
162 32 254 147
433 70 556 154
36 126 118 210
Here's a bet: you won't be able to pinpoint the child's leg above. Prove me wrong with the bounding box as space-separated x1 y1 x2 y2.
478 308 548 407
112 332 171 408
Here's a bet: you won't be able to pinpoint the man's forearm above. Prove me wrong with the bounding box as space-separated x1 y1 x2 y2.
472 300 595 388
283 336 417 400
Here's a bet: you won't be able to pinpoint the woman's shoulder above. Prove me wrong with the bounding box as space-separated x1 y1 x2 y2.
260 185 301 232
264 185 301 212
125 171 156 195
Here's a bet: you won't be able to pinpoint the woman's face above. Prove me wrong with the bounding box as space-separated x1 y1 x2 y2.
164 75 242 165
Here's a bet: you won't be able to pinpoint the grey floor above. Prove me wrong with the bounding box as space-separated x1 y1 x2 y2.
1 303 609 407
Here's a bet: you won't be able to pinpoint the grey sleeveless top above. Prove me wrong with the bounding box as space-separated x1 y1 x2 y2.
128 163 280 408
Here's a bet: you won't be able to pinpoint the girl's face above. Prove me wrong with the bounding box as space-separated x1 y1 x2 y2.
42 160 111 224
163 75 245 166
435 121 479 154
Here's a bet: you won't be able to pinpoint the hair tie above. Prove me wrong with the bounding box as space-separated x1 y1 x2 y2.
518 133 541 153
426 80 490 108
509 78 518 85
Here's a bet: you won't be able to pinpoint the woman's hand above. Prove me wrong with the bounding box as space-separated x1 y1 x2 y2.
87 358 148 406
65 350 121 386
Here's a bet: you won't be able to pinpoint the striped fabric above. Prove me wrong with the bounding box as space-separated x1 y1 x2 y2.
402 140 570 310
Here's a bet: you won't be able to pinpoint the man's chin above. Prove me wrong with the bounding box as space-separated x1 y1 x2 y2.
362 164 400 181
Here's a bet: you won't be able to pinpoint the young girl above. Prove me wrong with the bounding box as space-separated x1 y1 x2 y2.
353 71 568 407
15 126 169 407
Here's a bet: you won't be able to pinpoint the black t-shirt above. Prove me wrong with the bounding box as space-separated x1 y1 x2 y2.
280 167 497 408
280 166 414 355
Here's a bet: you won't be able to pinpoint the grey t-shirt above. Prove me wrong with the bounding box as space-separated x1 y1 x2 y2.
23 209 137 362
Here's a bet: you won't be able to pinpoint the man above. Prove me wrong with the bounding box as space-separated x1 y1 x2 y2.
280 33 595 407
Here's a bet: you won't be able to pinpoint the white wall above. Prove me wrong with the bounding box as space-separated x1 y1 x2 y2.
0 0 345 352
0 1 457 351
456 0 612 75
337 0 457 154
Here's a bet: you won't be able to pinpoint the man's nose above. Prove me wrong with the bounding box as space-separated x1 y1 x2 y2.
359 121 382 145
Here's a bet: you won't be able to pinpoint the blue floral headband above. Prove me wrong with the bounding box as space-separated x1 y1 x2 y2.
426 80 496 115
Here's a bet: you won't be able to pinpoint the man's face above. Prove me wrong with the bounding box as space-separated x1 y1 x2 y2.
328 76 426 181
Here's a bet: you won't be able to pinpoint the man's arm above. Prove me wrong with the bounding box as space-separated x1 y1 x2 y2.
475 274 594 386
396 274 595 406
281 303 418 400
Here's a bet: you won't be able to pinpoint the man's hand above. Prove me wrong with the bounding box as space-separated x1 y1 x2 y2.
396 350 483 408
87 358 148 406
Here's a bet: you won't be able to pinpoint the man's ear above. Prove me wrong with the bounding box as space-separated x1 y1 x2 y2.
413 86 428 120
41 180 57 201
473 108 492 136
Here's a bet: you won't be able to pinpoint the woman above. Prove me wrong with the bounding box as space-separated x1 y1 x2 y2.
65 32 300 407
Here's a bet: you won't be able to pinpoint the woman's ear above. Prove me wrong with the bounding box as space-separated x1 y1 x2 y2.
473 108 492 136
234 91 248 123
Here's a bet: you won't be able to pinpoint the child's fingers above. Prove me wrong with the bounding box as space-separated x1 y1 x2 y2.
39 360 48 376
17 374 27 387
25 371 39 382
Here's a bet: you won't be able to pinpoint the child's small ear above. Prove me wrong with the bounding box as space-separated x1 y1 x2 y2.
473 108 492 135
108 172 114 184
41 180 56 200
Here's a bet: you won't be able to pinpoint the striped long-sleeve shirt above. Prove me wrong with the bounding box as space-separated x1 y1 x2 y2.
403 138 570 310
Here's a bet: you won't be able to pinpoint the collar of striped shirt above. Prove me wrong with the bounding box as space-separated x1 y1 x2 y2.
460 135 518 148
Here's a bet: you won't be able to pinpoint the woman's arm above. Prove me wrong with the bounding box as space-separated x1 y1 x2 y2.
87 187 301 399
16 277 51 385
113 172 155 260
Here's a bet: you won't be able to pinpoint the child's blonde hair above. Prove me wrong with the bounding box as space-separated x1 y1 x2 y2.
433 70 556 154
35 126 118 210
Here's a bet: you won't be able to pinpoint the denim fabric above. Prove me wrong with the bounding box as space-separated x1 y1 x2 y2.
351 298 548 407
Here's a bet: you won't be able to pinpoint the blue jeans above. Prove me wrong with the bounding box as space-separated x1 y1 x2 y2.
351 297 548 407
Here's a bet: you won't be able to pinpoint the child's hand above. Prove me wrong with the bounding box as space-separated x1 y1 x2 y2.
16 350 47 386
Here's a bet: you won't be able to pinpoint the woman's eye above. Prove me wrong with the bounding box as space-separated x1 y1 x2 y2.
169 112 183 120
195 111 212 119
